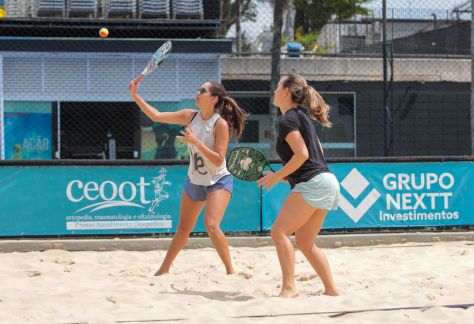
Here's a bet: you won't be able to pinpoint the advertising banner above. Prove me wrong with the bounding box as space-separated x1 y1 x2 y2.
4 102 53 160
0 166 259 236
0 161 471 236
263 162 474 229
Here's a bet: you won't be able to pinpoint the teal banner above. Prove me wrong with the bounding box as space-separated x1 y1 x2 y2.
0 166 259 236
263 162 474 229
0 161 472 237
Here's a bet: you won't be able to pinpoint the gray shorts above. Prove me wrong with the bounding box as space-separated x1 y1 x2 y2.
184 175 233 201
292 172 340 210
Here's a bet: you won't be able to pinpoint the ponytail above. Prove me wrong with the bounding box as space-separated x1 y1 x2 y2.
283 74 332 128
305 86 332 128
219 96 249 140
207 81 249 140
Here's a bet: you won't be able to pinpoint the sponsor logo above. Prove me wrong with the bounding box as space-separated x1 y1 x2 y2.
66 168 171 214
339 168 381 222
338 168 459 223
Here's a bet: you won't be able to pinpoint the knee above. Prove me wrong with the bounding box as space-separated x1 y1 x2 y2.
295 236 314 253
176 224 193 236
270 228 286 242
204 220 221 236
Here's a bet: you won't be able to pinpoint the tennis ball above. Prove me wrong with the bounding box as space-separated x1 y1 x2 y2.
99 28 109 38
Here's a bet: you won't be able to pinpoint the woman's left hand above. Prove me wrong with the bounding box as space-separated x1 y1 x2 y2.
258 171 283 191
176 127 199 146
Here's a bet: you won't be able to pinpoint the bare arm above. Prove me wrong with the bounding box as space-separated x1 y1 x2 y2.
128 76 195 125
177 118 229 167
258 130 308 190
200 118 229 167
275 130 309 179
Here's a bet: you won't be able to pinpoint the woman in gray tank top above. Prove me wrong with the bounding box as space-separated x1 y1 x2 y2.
129 76 248 276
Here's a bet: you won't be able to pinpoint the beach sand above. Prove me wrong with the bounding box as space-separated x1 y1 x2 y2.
0 240 473 323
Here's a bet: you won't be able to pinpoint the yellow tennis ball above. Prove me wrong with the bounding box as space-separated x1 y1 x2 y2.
99 28 109 38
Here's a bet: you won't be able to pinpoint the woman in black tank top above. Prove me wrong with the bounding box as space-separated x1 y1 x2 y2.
258 74 340 297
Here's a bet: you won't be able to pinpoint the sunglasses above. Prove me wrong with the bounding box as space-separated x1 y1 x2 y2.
197 87 209 94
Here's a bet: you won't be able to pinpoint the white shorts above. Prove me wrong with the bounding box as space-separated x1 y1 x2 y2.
292 172 340 210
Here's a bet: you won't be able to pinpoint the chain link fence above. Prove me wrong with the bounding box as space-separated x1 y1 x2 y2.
0 0 471 161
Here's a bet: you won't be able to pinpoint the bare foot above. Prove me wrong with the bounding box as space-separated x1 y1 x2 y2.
153 268 169 276
226 269 235 275
279 288 299 298
323 289 340 296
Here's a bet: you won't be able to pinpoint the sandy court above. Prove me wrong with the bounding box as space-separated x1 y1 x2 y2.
0 240 473 323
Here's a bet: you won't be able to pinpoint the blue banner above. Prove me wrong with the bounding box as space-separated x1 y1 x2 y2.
0 162 472 237
0 166 259 236
263 162 474 229
4 112 52 160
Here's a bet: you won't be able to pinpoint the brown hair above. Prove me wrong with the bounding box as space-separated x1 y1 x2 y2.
207 82 249 140
283 74 332 127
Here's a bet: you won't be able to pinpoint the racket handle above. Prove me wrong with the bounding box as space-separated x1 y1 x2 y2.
134 74 144 84
268 164 276 172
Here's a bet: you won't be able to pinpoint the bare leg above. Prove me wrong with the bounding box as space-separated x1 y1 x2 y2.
270 192 316 298
203 189 234 274
295 209 339 296
154 191 205 275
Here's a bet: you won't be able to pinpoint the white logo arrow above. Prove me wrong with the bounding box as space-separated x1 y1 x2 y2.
339 189 381 222
339 168 381 222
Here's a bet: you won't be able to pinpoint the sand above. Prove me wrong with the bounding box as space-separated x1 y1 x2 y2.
0 240 473 323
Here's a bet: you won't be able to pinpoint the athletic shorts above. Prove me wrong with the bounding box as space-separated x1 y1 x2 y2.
292 172 340 210
184 175 233 201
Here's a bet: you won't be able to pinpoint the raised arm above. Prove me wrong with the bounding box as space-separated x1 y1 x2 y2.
128 76 196 126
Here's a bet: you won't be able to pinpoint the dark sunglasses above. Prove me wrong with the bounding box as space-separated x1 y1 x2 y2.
197 87 208 94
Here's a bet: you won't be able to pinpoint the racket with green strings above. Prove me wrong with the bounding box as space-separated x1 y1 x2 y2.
226 147 275 181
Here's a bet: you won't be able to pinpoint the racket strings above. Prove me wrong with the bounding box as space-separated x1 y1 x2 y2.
142 41 172 76
227 148 267 181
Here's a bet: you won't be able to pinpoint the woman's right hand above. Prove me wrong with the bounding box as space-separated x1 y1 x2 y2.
128 75 144 95
263 171 288 183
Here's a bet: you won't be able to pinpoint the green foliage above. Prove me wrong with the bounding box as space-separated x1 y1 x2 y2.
294 26 318 50
293 0 372 34
240 31 254 52
281 34 289 47
221 0 259 37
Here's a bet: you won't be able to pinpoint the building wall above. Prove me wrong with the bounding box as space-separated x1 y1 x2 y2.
223 80 471 157
2 52 220 102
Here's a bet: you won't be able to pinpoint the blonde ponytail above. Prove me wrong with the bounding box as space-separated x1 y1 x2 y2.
305 86 332 127
283 74 333 128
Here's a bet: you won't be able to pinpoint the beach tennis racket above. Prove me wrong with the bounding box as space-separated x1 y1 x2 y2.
140 40 172 77
226 147 275 181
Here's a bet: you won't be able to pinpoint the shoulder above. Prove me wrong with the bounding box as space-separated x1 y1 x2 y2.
183 109 198 125
285 108 300 119
214 117 229 133
280 109 300 126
